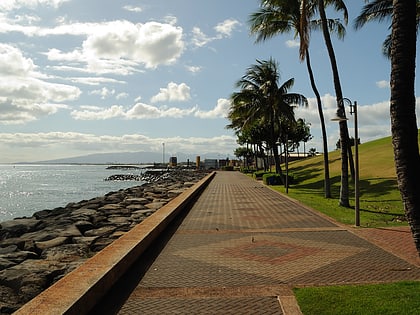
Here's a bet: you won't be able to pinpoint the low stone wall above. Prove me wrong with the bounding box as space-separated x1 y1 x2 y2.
0 169 210 314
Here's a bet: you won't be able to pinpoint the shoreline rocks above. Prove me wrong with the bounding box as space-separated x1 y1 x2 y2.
104 169 181 182
0 169 209 314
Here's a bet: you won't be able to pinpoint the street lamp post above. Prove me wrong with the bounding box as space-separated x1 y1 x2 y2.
331 98 360 227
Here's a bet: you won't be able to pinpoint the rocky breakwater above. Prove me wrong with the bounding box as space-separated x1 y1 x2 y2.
0 169 209 314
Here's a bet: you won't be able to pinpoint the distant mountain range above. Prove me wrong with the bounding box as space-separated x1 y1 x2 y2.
32 151 226 165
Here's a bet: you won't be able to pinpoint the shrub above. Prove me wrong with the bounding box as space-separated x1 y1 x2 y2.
253 170 268 180
283 173 294 185
263 173 283 185
241 167 256 174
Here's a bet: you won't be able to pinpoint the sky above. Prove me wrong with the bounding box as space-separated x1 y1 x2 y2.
0 0 418 163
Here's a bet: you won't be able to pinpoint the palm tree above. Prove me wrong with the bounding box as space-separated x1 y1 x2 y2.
249 0 338 198
354 0 420 58
390 0 420 255
316 0 352 207
228 58 307 176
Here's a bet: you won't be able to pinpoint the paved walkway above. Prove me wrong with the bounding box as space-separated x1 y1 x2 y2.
117 171 420 314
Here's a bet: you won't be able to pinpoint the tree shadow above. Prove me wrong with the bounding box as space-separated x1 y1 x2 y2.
359 177 398 198
289 174 342 199
290 156 341 174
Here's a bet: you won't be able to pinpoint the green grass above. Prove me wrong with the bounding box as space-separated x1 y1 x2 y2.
294 281 420 315
270 134 410 227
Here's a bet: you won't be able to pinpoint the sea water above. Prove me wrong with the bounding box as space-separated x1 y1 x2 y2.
0 164 146 222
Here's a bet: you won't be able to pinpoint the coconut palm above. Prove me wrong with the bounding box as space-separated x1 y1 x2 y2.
228 58 308 176
354 0 420 58
390 0 420 255
249 0 337 198
316 0 352 207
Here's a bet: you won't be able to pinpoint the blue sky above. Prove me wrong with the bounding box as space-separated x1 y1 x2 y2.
0 0 418 163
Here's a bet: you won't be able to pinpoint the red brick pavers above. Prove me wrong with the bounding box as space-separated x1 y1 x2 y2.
351 226 420 267
118 171 420 314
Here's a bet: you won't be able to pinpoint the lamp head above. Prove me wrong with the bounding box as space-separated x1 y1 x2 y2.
330 113 348 122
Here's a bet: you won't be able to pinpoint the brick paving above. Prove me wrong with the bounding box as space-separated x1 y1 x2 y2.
118 171 420 314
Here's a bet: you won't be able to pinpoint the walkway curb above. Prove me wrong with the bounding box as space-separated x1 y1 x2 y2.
279 294 303 315
14 171 215 315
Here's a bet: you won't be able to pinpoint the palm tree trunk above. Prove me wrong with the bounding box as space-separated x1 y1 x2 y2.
318 0 350 206
390 0 420 255
305 48 332 198
272 142 283 176
253 144 258 170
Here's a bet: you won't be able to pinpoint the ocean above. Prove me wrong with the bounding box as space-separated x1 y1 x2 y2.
0 164 146 223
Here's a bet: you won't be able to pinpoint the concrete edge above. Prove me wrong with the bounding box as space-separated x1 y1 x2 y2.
278 294 303 315
14 171 216 315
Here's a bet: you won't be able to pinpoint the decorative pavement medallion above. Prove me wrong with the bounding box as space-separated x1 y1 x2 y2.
174 234 367 282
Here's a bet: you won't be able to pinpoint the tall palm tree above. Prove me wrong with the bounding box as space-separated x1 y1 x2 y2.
228 58 307 175
354 0 420 58
249 0 339 198
390 0 420 255
316 0 352 207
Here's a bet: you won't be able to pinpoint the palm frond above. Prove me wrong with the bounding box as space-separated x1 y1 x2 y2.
354 0 392 30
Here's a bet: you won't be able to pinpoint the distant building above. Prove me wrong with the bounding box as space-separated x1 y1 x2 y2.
204 159 218 169
169 156 177 167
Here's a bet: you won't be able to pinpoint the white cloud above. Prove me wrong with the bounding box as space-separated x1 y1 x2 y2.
0 0 70 11
17 20 185 73
195 98 230 119
70 102 198 120
0 44 79 124
0 101 68 124
126 102 197 119
116 92 129 100
123 5 142 13
68 76 125 86
191 27 213 47
163 15 177 25
214 19 240 37
81 20 184 69
0 13 186 73
151 82 191 103
191 19 240 48
71 105 125 120
376 80 389 89
70 98 233 121
185 65 202 73
286 39 300 48
14 13 41 25
0 43 36 75
89 87 116 99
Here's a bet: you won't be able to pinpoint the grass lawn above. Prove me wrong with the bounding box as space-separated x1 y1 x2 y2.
271 135 407 228
294 281 420 315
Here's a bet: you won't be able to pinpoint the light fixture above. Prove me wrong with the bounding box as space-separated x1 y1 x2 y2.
331 98 360 227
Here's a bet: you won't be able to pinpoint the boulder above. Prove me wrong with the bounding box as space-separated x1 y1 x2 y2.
0 246 17 255
35 237 69 251
84 226 116 237
74 220 94 234
0 218 43 239
40 244 90 263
